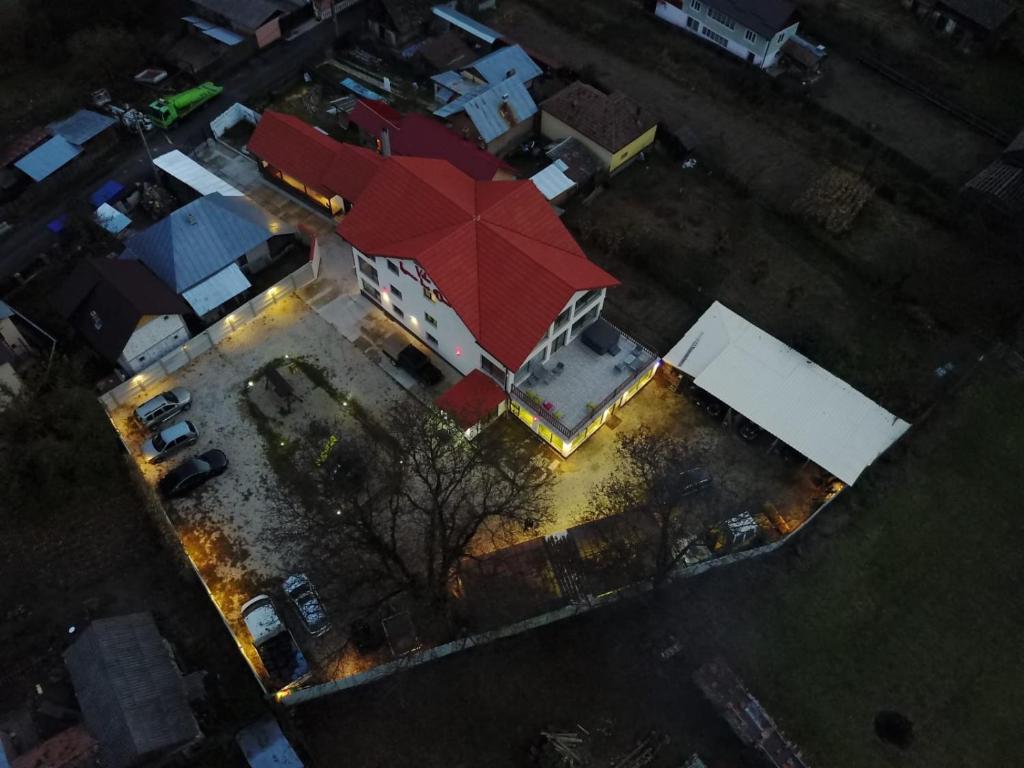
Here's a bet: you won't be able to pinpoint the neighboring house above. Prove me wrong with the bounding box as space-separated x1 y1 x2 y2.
191 0 314 46
340 155 660 456
434 76 538 156
120 193 294 321
248 110 384 214
10 109 118 185
349 100 515 180
530 161 577 206
47 110 118 150
55 258 191 373
64 613 201 768
431 4 502 45
0 125 49 200
366 0 434 49
962 128 1024 218
540 82 658 175
654 0 799 69
901 0 1015 51
431 44 543 104
545 136 604 190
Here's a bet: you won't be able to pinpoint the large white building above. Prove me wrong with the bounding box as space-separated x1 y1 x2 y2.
655 0 799 70
341 155 659 456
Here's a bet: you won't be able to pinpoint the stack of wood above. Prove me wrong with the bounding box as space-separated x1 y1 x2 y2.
794 168 874 234
535 727 591 767
609 731 669 768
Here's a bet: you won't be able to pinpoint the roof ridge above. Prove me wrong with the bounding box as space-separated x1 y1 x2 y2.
395 157 475 214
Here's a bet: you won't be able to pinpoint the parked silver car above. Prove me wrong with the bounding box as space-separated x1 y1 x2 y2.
141 420 199 464
133 388 192 431
283 574 331 637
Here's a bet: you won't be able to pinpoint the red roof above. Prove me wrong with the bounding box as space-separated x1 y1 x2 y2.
349 99 401 135
0 125 49 168
436 370 508 429
248 110 384 202
339 156 619 371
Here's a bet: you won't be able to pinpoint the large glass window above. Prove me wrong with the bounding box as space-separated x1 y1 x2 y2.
574 289 601 314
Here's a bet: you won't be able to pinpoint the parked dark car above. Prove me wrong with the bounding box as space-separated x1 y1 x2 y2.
158 449 228 497
397 344 444 385
283 574 331 637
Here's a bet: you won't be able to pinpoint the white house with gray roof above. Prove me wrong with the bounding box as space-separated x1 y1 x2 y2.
654 0 799 69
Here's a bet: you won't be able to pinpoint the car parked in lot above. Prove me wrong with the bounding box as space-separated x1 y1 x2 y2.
141 420 198 464
397 344 444 386
158 449 228 497
133 388 192 431
283 574 331 637
241 595 309 689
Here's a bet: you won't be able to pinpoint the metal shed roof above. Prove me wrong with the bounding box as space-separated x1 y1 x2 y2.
95 203 132 235
48 109 116 145
237 717 304 768
530 160 576 200
663 302 910 485
435 77 537 143
470 45 543 85
431 5 500 43
181 262 251 315
153 149 243 197
14 136 82 182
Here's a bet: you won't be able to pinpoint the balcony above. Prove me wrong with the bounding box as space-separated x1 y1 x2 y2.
510 320 658 446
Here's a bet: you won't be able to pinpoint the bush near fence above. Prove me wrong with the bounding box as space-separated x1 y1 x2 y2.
100 261 316 411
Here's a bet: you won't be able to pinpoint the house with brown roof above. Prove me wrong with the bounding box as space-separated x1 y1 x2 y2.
54 259 191 374
539 82 658 175
366 0 433 49
902 0 1015 51
962 127 1024 219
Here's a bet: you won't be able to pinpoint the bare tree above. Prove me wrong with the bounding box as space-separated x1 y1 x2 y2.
280 406 555 615
580 426 710 592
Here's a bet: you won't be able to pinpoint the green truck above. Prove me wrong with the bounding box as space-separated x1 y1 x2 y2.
147 82 224 129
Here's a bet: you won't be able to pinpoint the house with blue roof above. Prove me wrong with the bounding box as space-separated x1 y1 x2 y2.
121 192 294 320
432 44 543 104
434 76 538 156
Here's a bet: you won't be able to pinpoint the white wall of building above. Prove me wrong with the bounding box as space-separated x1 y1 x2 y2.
654 0 798 69
118 314 190 374
352 247 607 387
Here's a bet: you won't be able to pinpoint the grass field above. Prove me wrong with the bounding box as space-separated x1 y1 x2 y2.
735 357 1024 766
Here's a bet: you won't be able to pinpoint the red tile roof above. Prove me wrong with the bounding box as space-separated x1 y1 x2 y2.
349 101 511 181
339 156 618 370
248 110 384 202
436 370 508 429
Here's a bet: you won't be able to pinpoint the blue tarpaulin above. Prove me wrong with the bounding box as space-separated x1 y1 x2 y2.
90 180 125 207
340 78 383 101
47 214 69 233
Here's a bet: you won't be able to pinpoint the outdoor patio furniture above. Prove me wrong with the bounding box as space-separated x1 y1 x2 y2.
543 401 554 411
581 317 620 355
624 352 639 370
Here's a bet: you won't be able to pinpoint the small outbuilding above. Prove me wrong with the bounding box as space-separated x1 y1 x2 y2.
435 369 508 439
961 127 1024 219
64 613 201 768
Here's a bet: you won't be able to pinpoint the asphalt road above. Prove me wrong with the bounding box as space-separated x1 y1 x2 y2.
0 16 349 283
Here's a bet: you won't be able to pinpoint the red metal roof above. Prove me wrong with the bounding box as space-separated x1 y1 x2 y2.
247 110 383 202
349 99 401 135
339 156 619 371
435 370 507 429
0 125 49 168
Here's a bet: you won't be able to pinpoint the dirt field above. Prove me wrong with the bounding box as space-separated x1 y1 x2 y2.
293 354 1024 768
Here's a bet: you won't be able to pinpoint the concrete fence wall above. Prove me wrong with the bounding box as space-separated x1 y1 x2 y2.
210 102 261 138
100 262 316 412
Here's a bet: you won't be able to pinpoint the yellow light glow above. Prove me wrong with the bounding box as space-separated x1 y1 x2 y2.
410 316 418 324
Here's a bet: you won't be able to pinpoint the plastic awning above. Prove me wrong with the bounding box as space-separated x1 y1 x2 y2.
181 263 251 316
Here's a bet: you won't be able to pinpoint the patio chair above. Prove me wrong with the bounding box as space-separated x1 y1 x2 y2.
608 341 621 356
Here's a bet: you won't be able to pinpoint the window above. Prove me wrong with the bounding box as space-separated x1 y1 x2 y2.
426 332 438 345
744 28 757 43
89 310 103 330
686 16 700 31
360 280 381 303
701 25 729 47
392 303 404 318
424 311 437 327
390 285 403 301
777 31 786 42
553 306 571 330
387 260 399 275
574 289 601 314
706 6 735 29
423 286 438 302
550 331 567 354
480 355 505 382
571 305 599 337
359 258 378 284
689 0 702 10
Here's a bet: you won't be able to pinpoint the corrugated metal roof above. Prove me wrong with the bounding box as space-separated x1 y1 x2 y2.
237 717 305 768
95 203 132 234
182 14 215 29
431 5 500 43
431 70 476 95
63 613 200 768
340 78 383 100
122 193 290 293
154 149 243 197
48 109 116 145
13 136 82 181
663 302 910 485
470 45 543 85
530 161 576 201
181 262 251 315
202 24 245 45
435 77 537 143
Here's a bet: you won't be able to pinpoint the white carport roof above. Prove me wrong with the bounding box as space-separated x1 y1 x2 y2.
153 149 243 198
663 302 910 485
181 263 251 316
530 160 576 201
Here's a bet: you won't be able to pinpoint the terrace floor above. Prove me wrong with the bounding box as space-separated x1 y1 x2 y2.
516 326 656 430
